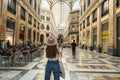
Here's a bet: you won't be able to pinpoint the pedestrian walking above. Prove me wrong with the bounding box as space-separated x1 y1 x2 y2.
7 40 10 48
71 40 77 58
45 35 60 80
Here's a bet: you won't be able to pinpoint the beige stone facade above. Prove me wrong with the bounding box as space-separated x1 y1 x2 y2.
0 0 41 47
68 10 79 44
79 0 120 56
40 9 56 44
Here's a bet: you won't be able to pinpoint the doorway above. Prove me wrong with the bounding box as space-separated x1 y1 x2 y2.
40 34 44 44
117 16 120 56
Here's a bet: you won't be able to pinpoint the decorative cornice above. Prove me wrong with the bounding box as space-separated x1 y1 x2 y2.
17 0 41 21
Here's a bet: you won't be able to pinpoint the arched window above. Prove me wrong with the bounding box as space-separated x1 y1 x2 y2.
41 24 45 30
72 25 75 31
46 25 50 30
46 33 49 37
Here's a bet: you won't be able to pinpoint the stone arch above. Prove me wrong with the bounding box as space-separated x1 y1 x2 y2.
40 34 44 44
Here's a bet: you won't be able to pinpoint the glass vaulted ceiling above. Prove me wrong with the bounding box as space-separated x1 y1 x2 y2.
42 0 79 28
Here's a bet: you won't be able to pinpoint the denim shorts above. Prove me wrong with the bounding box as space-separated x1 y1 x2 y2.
45 60 60 80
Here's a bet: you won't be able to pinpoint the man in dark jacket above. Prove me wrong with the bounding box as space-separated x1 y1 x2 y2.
71 40 77 58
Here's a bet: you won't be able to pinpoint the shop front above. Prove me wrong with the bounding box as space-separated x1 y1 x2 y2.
28 27 32 41
5 19 15 46
86 31 90 48
102 22 109 53
117 16 120 56
93 27 97 50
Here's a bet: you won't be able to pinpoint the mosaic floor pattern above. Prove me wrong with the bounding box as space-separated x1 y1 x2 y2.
69 72 120 80
0 48 120 80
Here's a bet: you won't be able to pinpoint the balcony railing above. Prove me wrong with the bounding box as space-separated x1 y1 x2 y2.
7 5 16 15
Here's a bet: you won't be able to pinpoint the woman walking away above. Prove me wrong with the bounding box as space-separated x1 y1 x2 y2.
45 35 60 80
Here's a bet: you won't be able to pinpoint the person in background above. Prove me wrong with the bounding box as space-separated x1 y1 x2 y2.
71 40 77 58
7 40 10 48
45 35 60 80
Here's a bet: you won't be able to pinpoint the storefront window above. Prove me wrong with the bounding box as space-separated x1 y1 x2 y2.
28 28 31 41
6 19 15 45
37 32 39 42
33 31 36 42
102 22 109 38
102 22 109 53
93 27 97 50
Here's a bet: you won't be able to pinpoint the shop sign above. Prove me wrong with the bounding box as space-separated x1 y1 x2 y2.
102 31 108 39
6 28 14 35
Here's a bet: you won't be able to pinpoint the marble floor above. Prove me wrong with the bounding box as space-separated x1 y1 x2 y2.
0 47 120 80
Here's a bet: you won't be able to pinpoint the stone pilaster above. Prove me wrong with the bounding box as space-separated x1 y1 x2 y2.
14 3 20 45
108 0 117 56
96 4 102 53
0 0 7 40
0 0 2 40
89 12 93 51
25 12 28 43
